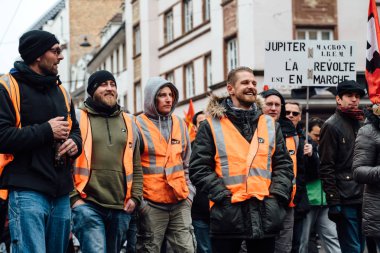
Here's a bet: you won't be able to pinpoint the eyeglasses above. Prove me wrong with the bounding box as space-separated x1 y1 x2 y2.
49 47 63 55
286 111 300 116
265 102 282 108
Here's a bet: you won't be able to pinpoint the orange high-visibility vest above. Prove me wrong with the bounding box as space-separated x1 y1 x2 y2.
208 114 276 203
136 114 189 204
0 73 72 200
73 110 135 207
286 135 299 207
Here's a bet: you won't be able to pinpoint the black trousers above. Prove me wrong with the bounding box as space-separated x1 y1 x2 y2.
211 237 275 253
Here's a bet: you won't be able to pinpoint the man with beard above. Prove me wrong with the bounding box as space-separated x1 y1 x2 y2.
0 30 82 252
190 67 293 253
135 77 195 253
319 80 366 253
70 70 143 253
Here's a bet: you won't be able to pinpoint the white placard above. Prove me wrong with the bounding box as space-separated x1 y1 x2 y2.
264 40 356 87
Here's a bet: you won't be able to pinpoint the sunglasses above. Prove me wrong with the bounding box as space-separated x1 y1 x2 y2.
286 111 300 116
49 47 63 55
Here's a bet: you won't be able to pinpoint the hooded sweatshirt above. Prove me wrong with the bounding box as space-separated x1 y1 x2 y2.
70 99 143 209
138 77 195 208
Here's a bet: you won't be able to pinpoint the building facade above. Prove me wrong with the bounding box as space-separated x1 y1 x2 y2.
31 0 123 105
124 0 369 119
33 0 372 119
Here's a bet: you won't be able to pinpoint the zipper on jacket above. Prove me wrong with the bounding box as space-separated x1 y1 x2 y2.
106 117 112 145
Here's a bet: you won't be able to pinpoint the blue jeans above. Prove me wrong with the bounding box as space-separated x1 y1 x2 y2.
126 212 138 253
72 201 133 253
335 205 365 253
193 219 212 253
8 190 71 253
299 206 341 253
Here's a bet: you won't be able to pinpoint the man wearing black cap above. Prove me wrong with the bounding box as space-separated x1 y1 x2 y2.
0 30 82 253
319 79 366 253
71 70 143 253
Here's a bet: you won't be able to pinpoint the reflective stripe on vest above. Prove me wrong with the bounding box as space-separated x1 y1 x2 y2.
0 74 71 200
136 114 189 204
73 110 135 206
286 135 299 207
208 114 276 203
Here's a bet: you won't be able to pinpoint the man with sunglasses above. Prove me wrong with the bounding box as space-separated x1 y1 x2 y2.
319 80 366 253
0 30 82 253
260 90 311 253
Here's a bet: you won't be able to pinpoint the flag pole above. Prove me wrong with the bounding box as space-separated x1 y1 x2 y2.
305 85 309 144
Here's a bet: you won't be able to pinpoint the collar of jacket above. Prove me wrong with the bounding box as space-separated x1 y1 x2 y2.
12 61 61 92
82 97 121 117
206 94 264 118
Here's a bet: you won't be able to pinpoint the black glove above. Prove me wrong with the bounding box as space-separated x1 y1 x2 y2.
328 205 343 223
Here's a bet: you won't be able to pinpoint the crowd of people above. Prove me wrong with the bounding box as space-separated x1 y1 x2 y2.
0 30 379 253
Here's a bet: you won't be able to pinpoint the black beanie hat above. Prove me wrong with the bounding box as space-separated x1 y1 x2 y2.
87 70 116 96
260 88 287 119
19 30 60 64
336 80 366 97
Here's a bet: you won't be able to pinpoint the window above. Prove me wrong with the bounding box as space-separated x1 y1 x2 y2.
184 63 194 98
205 54 212 88
110 54 114 74
183 0 193 33
122 43 127 70
203 0 210 21
116 48 120 74
134 82 142 112
164 10 174 43
296 29 334 40
166 71 175 84
123 93 128 112
133 25 141 56
226 37 238 72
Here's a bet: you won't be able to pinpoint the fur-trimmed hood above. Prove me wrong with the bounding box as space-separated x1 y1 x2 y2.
205 94 264 118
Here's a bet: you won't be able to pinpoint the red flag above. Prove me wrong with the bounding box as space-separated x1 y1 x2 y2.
366 0 380 104
184 100 196 141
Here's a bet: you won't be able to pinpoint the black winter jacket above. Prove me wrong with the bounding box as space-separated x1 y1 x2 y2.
353 109 380 238
0 62 82 197
280 119 309 216
190 141 210 222
304 136 320 183
319 109 363 206
189 96 293 239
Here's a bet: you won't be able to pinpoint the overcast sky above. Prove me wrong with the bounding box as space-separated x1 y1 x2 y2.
0 0 60 74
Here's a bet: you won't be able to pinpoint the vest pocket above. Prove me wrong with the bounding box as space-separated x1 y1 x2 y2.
260 197 286 233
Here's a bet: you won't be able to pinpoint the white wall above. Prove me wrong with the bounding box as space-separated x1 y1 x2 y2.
251 0 292 71
159 31 211 73
140 0 160 88
125 0 134 112
42 2 70 91
337 0 367 71
209 0 224 84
